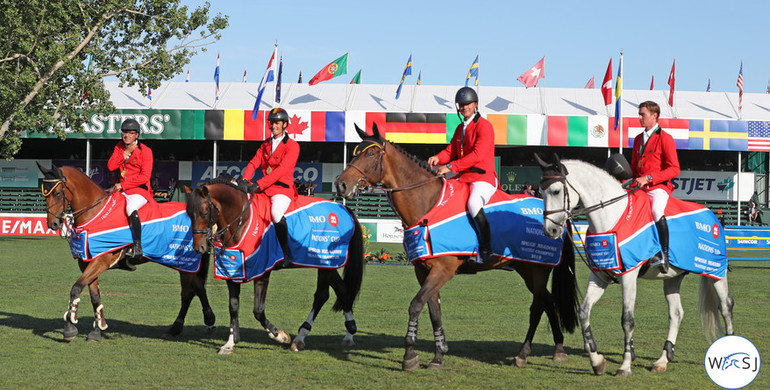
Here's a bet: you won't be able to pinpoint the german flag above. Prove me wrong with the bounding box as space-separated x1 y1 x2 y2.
366 112 446 144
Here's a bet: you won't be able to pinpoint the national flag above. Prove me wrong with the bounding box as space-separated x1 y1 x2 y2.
546 116 610 147
707 78 711 92
185 68 190 82
668 60 675 107
650 75 654 90
275 57 283 103
601 58 613 105
298 71 302 83
689 119 748 151
147 86 152 101
365 112 446 144
242 68 247 83
585 76 595 89
251 46 277 120
277 110 346 142
613 54 623 131
350 69 362 84
395 54 413 99
737 61 744 112
309 53 348 85
214 53 220 101
625 118 690 149
748 121 770 151
416 71 421 85
486 114 547 145
465 54 479 87
517 57 545 88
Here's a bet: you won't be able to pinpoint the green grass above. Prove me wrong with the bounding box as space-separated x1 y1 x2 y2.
1 236 768 389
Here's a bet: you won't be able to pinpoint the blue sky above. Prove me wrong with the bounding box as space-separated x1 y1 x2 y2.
175 0 770 93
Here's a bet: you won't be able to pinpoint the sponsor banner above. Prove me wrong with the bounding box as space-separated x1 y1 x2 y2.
725 227 770 250
498 166 542 195
671 171 754 201
0 160 39 188
0 214 57 236
191 161 322 187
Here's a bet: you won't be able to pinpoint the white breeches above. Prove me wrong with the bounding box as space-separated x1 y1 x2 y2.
123 193 148 215
270 194 291 223
467 181 497 217
647 188 669 221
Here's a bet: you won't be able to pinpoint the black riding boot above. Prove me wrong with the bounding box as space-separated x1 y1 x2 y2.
650 216 670 273
471 208 495 264
128 210 143 260
275 217 293 266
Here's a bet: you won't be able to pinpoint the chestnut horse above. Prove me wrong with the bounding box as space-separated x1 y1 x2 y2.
335 124 579 371
184 178 364 354
37 163 215 342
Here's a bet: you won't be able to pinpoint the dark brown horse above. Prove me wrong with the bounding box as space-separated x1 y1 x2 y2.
184 179 364 353
37 163 215 342
335 123 579 371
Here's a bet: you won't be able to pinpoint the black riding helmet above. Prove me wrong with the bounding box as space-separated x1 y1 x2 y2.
268 108 289 123
455 87 478 106
120 118 141 133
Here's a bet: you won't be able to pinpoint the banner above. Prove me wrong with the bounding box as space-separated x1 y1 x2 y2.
0 160 39 188
0 214 57 236
191 161 323 188
671 171 754 201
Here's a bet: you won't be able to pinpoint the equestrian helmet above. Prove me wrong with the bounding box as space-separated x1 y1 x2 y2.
120 118 141 133
268 108 289 123
455 87 478 105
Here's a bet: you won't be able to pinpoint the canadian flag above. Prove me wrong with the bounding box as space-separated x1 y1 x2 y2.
601 58 613 105
517 57 545 88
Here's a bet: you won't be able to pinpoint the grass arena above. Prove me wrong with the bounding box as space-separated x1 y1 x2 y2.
0 236 767 389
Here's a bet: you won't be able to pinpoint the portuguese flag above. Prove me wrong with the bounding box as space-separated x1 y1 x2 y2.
309 53 348 85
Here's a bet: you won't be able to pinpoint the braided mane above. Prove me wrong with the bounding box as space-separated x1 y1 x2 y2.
387 142 437 176
203 175 250 193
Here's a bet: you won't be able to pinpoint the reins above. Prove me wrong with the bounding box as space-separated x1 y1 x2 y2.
192 186 253 253
345 140 441 194
41 177 113 236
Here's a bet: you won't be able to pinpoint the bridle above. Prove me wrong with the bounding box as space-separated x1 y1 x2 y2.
41 176 111 237
345 139 441 195
190 186 252 253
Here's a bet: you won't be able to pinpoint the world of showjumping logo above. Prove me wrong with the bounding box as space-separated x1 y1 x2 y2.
705 335 761 389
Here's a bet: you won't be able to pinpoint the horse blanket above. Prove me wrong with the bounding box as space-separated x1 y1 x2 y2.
214 194 355 283
585 190 728 279
403 179 564 265
68 193 202 273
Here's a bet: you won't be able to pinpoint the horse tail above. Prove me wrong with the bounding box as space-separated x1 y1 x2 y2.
551 222 580 333
332 207 365 312
699 276 725 343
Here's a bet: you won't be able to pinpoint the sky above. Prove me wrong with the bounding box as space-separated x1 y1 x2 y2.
173 0 770 94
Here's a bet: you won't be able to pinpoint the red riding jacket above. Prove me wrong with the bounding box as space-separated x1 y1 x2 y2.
242 134 299 198
107 141 154 201
434 113 498 187
631 126 680 194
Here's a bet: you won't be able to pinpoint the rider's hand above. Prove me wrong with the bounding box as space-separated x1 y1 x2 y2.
634 176 649 188
427 156 439 167
248 183 261 193
436 165 452 176
111 183 122 192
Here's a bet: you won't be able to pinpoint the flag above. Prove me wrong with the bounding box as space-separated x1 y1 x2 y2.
309 53 348 85
767 79 769 94
668 60 675 107
365 112 445 143
707 78 711 92
737 61 744 112
275 57 283 103
185 68 190 82
585 76 595 89
242 68 247 83
465 54 479 87
395 54 412 99
547 116 609 147
625 118 690 149
214 53 220 101
689 119 748 151
350 69 362 84
276 110 346 142
748 121 770 151
601 58 613 105
650 75 654 90
417 70 421 85
613 54 623 131
486 114 548 145
298 71 302 83
251 46 277 120
517 57 545 88
147 85 151 100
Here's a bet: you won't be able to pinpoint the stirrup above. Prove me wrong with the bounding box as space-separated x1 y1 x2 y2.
476 248 496 264
649 253 669 273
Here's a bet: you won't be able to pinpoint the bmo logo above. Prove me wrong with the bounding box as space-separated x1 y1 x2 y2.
308 215 327 223
712 223 720 239
601 240 609 247
308 213 339 227
328 213 339 227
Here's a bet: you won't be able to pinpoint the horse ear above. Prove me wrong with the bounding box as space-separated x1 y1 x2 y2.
533 153 549 169
354 123 368 140
53 165 63 179
183 185 192 195
200 185 209 198
36 161 49 175
372 122 383 140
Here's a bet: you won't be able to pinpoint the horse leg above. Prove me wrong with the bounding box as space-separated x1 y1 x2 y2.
292 270 332 351
710 277 734 336
616 274 639 377
580 272 610 375
425 292 447 370
163 272 198 338
403 260 457 371
652 274 685 372
252 275 290 346
64 257 110 342
219 280 241 355
513 265 559 367
86 279 107 342
319 269 358 348
197 255 217 333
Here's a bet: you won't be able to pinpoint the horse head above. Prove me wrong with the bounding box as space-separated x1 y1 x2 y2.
535 153 579 239
335 122 387 199
37 162 69 231
184 184 219 254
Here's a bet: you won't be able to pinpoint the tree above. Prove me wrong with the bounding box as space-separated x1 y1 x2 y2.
0 0 228 159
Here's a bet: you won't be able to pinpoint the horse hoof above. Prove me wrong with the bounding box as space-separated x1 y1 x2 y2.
514 356 527 367
206 325 217 335
553 352 568 362
592 359 607 376
218 347 233 355
341 335 355 347
402 355 420 371
615 369 632 377
271 330 291 344
427 362 444 370
651 364 667 372
290 341 305 352
86 330 102 342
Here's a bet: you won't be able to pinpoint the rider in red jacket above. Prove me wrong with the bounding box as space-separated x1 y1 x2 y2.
107 118 154 266
242 108 299 262
428 87 499 263
630 101 680 273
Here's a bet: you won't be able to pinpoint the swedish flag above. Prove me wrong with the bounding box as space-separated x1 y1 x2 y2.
466 54 479 87
396 54 413 99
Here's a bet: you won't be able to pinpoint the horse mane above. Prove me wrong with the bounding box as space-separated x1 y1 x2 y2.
561 159 620 185
387 142 437 176
203 175 250 193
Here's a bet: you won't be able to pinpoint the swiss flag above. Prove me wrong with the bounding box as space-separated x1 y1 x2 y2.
517 57 545 88
601 58 613 105
668 60 676 107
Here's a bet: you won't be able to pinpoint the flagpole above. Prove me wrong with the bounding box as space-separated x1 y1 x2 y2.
618 50 624 154
737 151 742 226
272 43 279 108
409 74 419 113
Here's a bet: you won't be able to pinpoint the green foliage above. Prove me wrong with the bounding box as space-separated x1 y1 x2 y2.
0 0 229 159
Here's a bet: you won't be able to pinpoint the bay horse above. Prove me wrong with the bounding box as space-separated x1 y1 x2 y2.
535 155 734 377
36 163 215 342
334 123 579 371
184 178 365 354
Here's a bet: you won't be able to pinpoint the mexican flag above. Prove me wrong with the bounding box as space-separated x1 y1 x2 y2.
309 53 348 85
